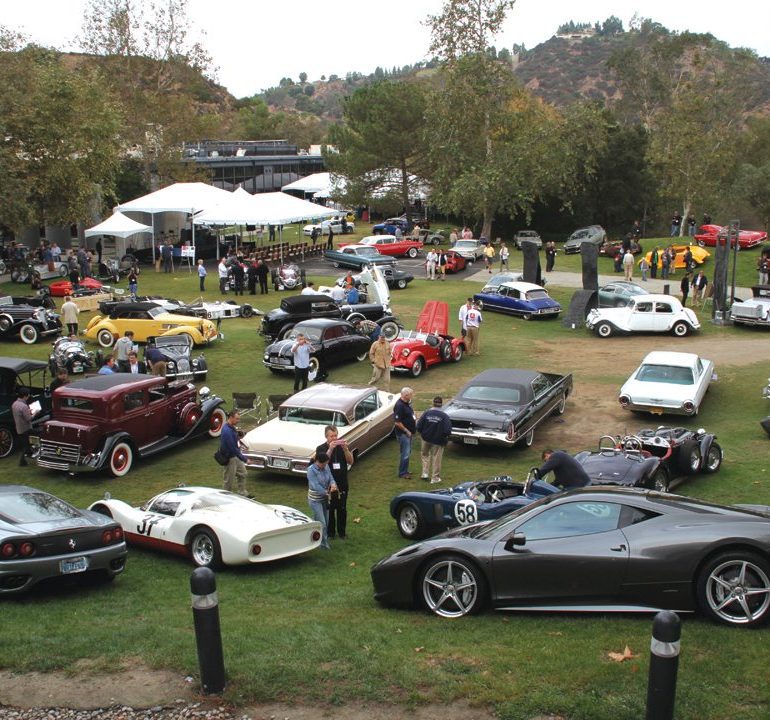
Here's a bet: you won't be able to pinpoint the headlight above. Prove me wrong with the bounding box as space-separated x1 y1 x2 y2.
264 354 269 361
401 349 410 357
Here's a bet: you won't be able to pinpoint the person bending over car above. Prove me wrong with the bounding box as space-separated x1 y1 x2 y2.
535 448 591 490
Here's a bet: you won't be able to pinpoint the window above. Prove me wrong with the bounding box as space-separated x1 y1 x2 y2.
635 302 652 313
149 388 166 403
460 384 523 404
354 392 379 420
61 397 93 411
655 303 673 314
517 501 621 541
124 391 144 411
531 376 550 397
323 326 344 340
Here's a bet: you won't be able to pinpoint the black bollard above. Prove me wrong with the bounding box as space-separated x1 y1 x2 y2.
645 610 681 720
190 567 226 694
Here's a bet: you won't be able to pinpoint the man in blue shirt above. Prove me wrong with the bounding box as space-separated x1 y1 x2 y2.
291 333 312 392
307 452 338 549
393 387 416 479
98 357 117 374
220 411 250 496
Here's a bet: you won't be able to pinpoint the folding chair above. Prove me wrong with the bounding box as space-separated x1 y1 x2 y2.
232 392 261 425
265 393 291 419
700 284 714 310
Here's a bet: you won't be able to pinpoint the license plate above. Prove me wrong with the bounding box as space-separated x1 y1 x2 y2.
649 407 664 415
60 556 89 575
463 437 479 445
270 457 290 469
72 365 84 373
276 358 291 365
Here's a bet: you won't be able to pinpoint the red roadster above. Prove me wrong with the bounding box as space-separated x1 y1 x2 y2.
694 224 767 250
390 301 465 377
49 277 105 297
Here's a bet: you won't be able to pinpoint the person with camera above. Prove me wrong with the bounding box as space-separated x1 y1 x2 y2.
315 425 354 540
291 333 312 392
307 452 338 550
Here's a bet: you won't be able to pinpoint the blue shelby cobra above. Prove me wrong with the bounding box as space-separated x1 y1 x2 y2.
390 476 559 539
473 281 561 320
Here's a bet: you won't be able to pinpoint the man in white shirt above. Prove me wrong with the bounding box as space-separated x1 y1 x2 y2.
301 282 317 295
458 298 473 337
425 249 438 280
60 295 80 335
499 242 510 270
330 284 346 304
114 331 135 372
465 303 483 356
218 258 229 294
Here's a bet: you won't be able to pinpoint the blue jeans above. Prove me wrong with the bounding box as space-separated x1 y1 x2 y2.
309 497 330 549
397 432 412 477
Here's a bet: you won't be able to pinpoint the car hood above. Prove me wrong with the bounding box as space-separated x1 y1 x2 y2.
265 339 319 357
575 452 656 485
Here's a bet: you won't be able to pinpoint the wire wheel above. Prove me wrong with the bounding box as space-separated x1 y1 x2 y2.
703 442 722 473
421 555 484 618
0 427 15 458
699 553 770 627
19 324 39 344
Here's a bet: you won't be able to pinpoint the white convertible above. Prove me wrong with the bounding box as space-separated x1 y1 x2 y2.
242 384 399 476
586 294 699 338
619 351 715 417
89 486 321 568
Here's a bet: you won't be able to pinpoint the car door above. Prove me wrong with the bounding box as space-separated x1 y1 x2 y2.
131 489 192 550
629 300 656 331
491 500 629 603
345 391 382 452
320 324 346 365
121 388 155 448
527 374 557 427
485 286 507 312
652 300 675 331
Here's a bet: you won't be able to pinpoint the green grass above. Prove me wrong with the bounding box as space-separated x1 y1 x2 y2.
0 256 769 719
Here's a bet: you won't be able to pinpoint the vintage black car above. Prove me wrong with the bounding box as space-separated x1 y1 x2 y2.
49 336 100 375
263 319 371 379
445 368 573 448
0 485 127 594
371 486 770 626
0 357 51 457
260 294 400 342
0 299 61 344
145 335 208 381
0 289 56 310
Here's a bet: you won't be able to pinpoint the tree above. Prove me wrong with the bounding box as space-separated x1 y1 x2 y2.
325 81 428 221
0 43 122 231
299 71 308 83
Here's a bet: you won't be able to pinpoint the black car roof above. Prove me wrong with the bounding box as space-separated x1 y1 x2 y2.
294 318 351 329
0 357 50 373
280 294 334 311
462 368 542 386
109 302 166 313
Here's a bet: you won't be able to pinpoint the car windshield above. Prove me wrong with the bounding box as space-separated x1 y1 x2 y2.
279 406 349 425
287 326 322 342
636 364 694 385
147 306 166 318
1 492 80 523
459 384 524 404
396 330 427 341
454 241 476 249
525 290 549 300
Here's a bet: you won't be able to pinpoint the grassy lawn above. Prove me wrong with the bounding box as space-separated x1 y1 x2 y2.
0 250 768 719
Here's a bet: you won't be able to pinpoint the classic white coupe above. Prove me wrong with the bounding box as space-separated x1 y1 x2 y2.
242 384 399 475
618 351 715 416
586 294 699 338
89 487 321 568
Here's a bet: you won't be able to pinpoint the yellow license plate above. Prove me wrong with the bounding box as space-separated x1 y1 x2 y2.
649 407 664 415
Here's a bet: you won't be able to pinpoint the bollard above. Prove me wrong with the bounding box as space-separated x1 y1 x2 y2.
645 610 681 720
190 567 226 694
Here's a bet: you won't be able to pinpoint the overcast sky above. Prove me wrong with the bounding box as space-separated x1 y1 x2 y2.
4 0 769 98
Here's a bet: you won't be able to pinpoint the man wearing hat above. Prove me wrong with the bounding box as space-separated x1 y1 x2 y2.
416 396 452 484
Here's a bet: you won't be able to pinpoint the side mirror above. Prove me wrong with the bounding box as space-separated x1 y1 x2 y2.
504 532 526 552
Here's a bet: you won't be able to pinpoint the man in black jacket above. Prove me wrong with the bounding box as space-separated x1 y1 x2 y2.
416 396 452 484
536 449 591 490
315 425 354 540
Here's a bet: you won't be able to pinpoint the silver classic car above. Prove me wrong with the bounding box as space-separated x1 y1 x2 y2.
241 384 399 475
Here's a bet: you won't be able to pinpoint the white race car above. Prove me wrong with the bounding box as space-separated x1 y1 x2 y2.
89 486 321 568
619 351 715 417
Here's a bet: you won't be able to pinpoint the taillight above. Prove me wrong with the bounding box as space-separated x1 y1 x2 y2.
683 401 695 414
507 423 515 441
102 529 114 544
113 527 123 541
619 395 630 407
1 542 17 558
311 530 321 542
251 544 262 556
19 542 35 557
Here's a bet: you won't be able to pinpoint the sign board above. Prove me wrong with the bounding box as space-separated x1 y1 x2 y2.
181 245 196 258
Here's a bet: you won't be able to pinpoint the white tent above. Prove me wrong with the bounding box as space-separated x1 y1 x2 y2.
84 212 153 259
116 182 231 260
194 191 337 226
282 172 332 195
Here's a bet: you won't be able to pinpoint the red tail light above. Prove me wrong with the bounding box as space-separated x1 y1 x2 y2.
507 423 515 441
19 542 35 557
113 527 123 541
311 530 321 542
102 529 114 544
1 542 17 558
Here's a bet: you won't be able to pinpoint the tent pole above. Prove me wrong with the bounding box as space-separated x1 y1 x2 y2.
151 215 156 263
192 208 196 266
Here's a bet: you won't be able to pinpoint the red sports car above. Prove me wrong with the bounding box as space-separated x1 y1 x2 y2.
358 235 423 258
390 301 465 377
442 250 467 274
694 224 767 250
49 277 105 297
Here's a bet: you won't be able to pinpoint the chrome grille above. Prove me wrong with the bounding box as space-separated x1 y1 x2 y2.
39 439 81 464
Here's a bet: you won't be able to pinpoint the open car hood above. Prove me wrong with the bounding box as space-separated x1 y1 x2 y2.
356 266 391 311
415 300 449 335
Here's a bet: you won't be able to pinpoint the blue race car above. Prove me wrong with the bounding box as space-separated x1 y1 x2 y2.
473 281 561 320
390 476 559 539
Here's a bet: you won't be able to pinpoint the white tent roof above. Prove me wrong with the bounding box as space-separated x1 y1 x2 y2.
194 191 338 226
282 172 331 194
84 212 152 238
116 182 231 214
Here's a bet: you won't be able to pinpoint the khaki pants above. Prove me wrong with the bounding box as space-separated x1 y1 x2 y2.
466 326 480 355
223 457 248 495
421 441 444 481
368 364 390 391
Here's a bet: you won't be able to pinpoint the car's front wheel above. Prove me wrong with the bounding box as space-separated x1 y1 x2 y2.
97 329 115 348
208 407 226 437
703 442 722 473
552 393 566 416
19 324 39 344
240 304 254 319
0 427 15 458
452 345 464 362
672 321 690 337
420 554 486 618
109 442 133 477
410 357 423 378
189 527 223 569
521 312 532 321
519 428 535 448
308 356 321 382
697 551 770 627
596 321 613 338
397 502 425 539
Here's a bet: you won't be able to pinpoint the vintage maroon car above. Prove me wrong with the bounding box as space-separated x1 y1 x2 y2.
33 374 226 477
390 301 465 377
694 224 767 250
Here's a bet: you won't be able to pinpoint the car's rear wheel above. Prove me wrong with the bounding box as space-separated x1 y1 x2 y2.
703 442 722 473
240 304 254 318
109 442 133 477
553 393 566 416
396 278 407 289
0 427 15 458
410 357 423 378
697 551 770 627
189 527 223 569
356 350 368 362
407 247 419 259
672 321 689 337
596 321 613 338
208 407 226 437
346 312 366 324
420 554 486 618
452 345 464 362
650 467 670 492
519 428 534 448
380 321 399 341
19 324 39 344
697 239 706 247
678 439 702 474
397 502 425 539
97 329 115 348
0 315 12 333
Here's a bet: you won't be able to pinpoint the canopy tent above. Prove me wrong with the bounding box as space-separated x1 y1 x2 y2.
282 172 348 200
84 212 153 259
116 182 231 260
